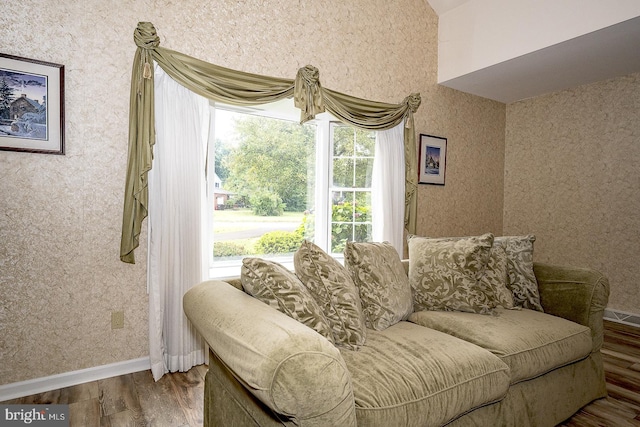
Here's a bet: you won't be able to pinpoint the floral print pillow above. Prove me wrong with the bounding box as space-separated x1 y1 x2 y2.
482 242 516 309
344 241 413 330
294 240 366 350
494 235 543 311
241 257 334 343
408 233 497 315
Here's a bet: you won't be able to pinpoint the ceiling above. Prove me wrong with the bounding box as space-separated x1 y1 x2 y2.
427 0 469 15
427 1 640 103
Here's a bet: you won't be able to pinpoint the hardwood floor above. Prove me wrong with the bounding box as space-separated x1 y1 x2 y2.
2 365 207 427
3 321 639 426
561 320 640 427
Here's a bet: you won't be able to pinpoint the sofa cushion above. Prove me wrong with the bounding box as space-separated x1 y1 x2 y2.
495 235 543 311
241 258 334 343
294 240 366 350
344 241 413 330
407 233 497 314
409 308 592 384
339 321 510 427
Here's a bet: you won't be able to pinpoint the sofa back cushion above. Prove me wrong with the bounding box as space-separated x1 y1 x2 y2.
408 233 497 314
495 235 543 311
483 242 516 309
294 240 366 350
241 257 334 343
344 241 413 330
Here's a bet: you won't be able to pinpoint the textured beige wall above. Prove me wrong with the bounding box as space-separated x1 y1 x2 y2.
504 73 640 314
416 85 505 239
0 0 505 385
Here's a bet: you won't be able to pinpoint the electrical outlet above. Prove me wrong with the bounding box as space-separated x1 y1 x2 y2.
111 311 124 329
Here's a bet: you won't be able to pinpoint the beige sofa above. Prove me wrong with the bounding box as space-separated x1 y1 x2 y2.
184 259 609 427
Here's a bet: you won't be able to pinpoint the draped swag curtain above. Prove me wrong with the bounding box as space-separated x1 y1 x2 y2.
120 21 421 263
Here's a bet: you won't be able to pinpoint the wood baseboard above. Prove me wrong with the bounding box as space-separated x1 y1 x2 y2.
0 357 150 402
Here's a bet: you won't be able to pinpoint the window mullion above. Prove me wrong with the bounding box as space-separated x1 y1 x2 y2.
316 120 331 252
206 103 217 268
351 129 357 243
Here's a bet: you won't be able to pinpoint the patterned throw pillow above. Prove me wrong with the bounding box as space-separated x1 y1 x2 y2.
344 241 413 330
494 235 543 311
482 242 516 309
241 257 334 343
408 233 497 315
294 240 366 350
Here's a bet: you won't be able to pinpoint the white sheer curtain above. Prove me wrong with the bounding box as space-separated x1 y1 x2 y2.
372 122 406 256
147 65 209 381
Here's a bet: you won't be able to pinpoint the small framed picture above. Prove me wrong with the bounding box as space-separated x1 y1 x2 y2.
418 134 447 185
0 53 65 155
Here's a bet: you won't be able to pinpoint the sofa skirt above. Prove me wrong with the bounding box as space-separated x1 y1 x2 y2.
205 350 289 427
204 349 606 427
445 352 607 427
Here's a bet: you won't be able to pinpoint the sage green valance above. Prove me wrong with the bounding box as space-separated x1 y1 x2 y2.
121 21 420 263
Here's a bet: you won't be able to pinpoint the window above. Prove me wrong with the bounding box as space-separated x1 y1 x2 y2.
329 123 375 253
207 100 375 278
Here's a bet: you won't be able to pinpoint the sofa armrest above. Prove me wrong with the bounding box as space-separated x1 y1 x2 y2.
534 263 610 351
183 280 357 427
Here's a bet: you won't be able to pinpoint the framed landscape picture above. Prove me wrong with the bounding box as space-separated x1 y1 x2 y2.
418 134 447 185
0 53 65 154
